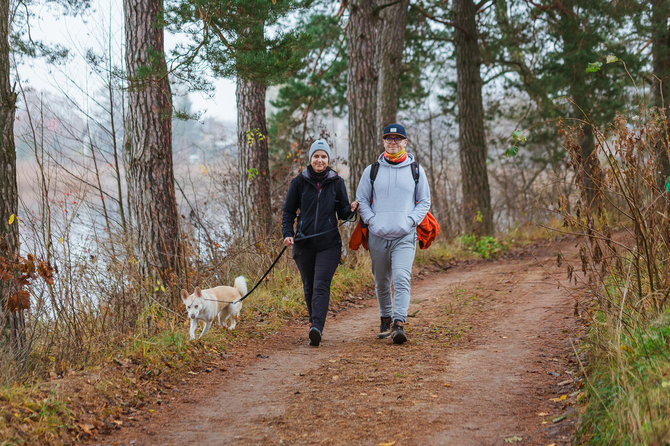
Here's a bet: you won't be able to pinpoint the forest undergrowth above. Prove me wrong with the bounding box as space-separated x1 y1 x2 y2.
558 109 670 444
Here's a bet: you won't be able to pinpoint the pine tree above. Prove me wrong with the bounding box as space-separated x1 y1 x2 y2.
494 0 644 211
648 0 670 189
124 0 183 305
168 0 307 239
0 0 22 355
453 0 494 235
347 0 379 191
377 0 409 130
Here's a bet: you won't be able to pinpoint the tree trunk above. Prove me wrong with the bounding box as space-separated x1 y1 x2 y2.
577 125 603 211
0 0 25 356
347 0 379 192
652 0 670 190
453 0 494 236
124 0 182 305
237 76 272 239
376 0 409 133
556 0 603 212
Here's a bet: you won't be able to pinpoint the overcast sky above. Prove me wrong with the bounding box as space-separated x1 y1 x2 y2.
17 0 238 123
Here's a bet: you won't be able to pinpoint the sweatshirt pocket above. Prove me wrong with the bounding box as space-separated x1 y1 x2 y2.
368 210 414 238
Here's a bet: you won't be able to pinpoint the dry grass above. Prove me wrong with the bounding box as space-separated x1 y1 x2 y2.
556 110 670 444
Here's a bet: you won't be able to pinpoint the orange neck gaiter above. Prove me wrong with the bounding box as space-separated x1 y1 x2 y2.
384 148 407 164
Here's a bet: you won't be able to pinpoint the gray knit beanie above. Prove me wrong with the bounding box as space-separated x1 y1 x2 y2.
308 139 331 161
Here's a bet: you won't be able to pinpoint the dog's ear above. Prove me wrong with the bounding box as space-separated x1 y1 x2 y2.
195 287 202 297
180 289 189 301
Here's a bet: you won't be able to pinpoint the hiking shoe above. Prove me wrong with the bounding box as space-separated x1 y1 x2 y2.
309 327 322 347
391 320 407 345
377 317 392 339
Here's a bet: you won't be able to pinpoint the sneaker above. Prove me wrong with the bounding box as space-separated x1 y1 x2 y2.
377 317 392 339
391 320 407 345
309 327 322 347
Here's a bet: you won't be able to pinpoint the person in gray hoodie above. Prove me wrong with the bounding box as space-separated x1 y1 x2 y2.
356 123 431 344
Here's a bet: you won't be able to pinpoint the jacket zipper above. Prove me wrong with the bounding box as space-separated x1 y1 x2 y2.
314 185 321 234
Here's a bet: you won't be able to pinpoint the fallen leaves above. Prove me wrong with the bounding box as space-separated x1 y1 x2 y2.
79 423 95 435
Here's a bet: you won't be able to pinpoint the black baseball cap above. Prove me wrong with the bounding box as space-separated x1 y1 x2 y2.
382 123 407 139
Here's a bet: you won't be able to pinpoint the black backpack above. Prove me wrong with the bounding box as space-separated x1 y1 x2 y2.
369 160 420 200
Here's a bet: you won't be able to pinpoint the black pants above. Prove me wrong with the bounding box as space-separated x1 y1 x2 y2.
292 244 341 331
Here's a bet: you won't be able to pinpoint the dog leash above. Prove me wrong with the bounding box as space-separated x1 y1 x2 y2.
231 210 359 304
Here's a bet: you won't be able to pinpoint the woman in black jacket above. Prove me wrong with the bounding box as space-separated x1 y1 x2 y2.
282 139 358 347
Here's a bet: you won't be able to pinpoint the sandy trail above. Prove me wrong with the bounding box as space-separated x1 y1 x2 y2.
98 239 582 446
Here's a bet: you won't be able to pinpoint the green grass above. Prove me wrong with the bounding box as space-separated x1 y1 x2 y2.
577 308 670 444
0 385 73 445
458 234 507 259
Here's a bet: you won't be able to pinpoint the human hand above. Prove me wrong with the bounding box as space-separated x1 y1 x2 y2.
283 237 294 246
350 201 359 212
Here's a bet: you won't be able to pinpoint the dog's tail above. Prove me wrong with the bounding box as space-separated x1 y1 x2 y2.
234 276 247 298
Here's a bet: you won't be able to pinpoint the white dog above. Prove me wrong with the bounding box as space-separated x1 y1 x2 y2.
181 276 247 340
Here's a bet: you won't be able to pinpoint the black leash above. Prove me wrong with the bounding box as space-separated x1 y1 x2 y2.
231 245 288 304
231 209 358 304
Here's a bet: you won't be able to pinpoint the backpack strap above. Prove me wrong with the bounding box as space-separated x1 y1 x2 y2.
360 162 380 229
368 161 380 199
411 161 419 203
410 161 420 184
369 161 380 184
369 160 420 201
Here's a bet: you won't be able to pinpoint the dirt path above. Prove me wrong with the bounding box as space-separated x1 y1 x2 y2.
96 238 584 446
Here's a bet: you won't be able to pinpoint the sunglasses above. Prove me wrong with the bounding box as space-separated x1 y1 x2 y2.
383 136 406 142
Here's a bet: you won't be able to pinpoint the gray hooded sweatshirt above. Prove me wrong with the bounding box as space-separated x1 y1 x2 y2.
355 153 431 240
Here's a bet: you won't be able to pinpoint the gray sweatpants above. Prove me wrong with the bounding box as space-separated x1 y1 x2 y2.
368 231 417 322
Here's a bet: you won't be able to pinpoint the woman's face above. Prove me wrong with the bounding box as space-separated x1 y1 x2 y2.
310 150 329 172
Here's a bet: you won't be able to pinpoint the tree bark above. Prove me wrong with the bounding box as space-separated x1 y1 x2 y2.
237 75 272 239
124 0 182 305
453 0 494 236
347 0 379 192
0 0 24 356
651 0 670 190
556 0 603 212
576 125 602 211
376 0 409 133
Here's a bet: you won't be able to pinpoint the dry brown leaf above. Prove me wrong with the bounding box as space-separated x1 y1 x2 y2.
79 423 95 435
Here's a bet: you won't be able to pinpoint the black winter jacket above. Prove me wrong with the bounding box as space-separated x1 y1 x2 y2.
282 168 354 251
